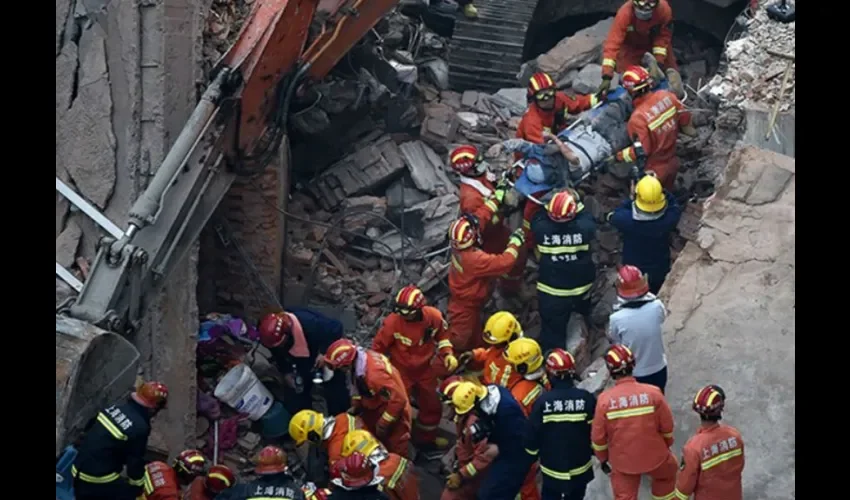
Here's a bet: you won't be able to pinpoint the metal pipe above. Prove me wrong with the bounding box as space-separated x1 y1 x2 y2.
128 69 230 229
213 420 220 464
56 262 84 292
55 177 123 239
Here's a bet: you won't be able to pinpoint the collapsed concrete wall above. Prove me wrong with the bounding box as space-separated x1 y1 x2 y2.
56 0 211 455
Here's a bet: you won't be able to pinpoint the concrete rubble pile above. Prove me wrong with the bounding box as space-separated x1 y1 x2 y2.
702 0 795 111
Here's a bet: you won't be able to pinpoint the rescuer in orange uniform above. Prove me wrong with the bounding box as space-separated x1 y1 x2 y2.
614 65 696 191
288 409 365 467
441 392 499 500
341 430 420 500
184 464 236 500
449 145 521 295
591 344 677 500
447 216 526 352
372 285 457 449
503 338 551 500
460 311 525 388
599 0 678 95
675 385 745 500
324 339 413 458
141 449 206 500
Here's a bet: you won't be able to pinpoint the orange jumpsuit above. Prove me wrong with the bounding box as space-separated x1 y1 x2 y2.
352 349 413 458
183 477 212 500
372 306 454 444
591 376 677 500
466 346 522 388
459 176 518 293
509 377 551 500
373 451 420 500
675 423 745 500
441 413 498 500
325 413 365 466
601 0 678 79
142 461 180 500
620 89 690 190
447 241 522 353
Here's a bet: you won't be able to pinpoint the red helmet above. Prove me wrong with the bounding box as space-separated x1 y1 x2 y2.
173 449 206 476
616 265 650 299
449 145 482 176
331 452 377 488
545 349 577 377
546 190 579 222
438 375 464 402
394 285 426 314
604 344 636 375
324 339 358 369
132 381 169 409
205 464 236 493
527 72 556 100
693 385 726 417
621 65 653 95
258 312 292 348
448 217 480 250
255 445 287 475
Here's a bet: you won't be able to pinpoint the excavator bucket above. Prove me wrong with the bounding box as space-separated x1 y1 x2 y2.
55 315 140 456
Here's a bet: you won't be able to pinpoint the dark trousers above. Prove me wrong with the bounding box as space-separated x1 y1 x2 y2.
477 455 531 500
537 290 592 354
635 365 668 394
281 357 350 416
73 478 138 500
542 483 589 500
646 267 670 295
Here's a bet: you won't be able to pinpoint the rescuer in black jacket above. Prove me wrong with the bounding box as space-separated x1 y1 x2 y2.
72 381 169 500
524 349 596 500
216 446 307 500
530 189 597 354
327 451 391 500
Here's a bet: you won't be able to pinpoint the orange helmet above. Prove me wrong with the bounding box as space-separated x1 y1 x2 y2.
438 375 464 402
205 464 236 493
449 217 480 250
331 452 378 489
132 381 169 409
258 312 292 348
545 349 577 377
617 265 649 299
527 72 556 101
693 385 726 417
604 344 636 375
255 445 287 475
449 145 483 176
324 338 358 369
546 190 579 222
173 449 206 476
621 65 653 96
394 285 426 315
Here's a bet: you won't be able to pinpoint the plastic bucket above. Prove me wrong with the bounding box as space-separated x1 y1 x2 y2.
213 364 274 420
260 401 292 439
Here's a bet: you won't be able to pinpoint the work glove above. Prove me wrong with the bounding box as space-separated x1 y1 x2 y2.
680 123 698 137
597 75 612 95
508 227 526 248
492 188 506 204
615 149 629 163
446 472 463 489
444 354 459 372
601 461 611 475
458 351 474 366
375 423 390 441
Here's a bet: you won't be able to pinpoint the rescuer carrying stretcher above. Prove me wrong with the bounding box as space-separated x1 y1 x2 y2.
73 380 169 500
372 285 457 450
323 339 413 458
446 216 526 352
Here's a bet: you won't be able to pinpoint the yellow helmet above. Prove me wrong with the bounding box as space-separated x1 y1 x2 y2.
451 381 488 415
634 174 667 213
341 429 381 458
288 410 325 446
504 338 544 374
482 311 523 345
